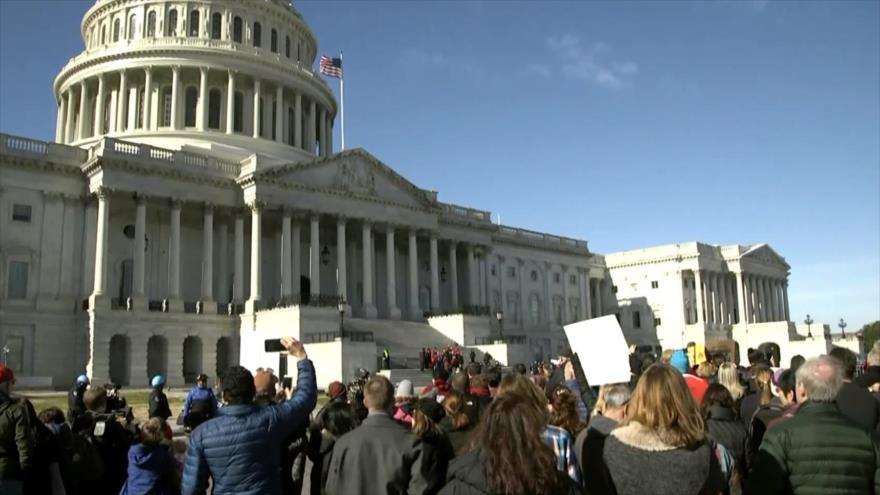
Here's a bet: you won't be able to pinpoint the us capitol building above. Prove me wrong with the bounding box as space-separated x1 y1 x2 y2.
0 0 856 388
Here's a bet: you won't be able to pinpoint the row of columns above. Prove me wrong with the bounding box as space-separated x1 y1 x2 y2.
56 68 333 157
690 269 789 326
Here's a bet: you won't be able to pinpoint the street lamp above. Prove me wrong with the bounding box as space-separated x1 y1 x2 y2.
338 300 346 339
804 314 814 339
495 310 504 341
838 318 847 339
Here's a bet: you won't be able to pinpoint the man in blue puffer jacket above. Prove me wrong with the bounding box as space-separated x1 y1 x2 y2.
181 336 317 495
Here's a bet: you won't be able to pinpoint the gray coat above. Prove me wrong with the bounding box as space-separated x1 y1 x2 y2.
325 411 432 495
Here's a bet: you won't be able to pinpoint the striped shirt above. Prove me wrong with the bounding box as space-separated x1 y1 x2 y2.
542 424 582 483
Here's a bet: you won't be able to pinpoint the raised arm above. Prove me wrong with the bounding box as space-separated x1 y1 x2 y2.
273 337 318 434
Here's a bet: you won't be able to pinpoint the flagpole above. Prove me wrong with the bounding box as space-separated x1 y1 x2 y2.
339 51 345 150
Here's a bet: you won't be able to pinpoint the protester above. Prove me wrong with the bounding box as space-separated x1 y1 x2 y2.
575 383 630 494
440 391 475 456
67 374 89 423
104 382 128 412
828 346 880 431
717 362 746 406
670 349 709 403
307 400 356 495
325 375 434 494
440 394 583 495
602 363 724 495
0 365 35 495
182 373 219 430
181 336 317 495
562 361 589 421
119 417 178 495
34 407 69 495
79 385 136 494
549 386 586 437
413 397 454 493
422 368 451 402
747 355 880 494
765 368 799 428
393 379 417 428
702 383 747 482
148 375 172 422
466 362 482 378
854 344 880 389
789 354 806 371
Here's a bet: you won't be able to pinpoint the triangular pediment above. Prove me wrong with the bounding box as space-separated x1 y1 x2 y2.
741 243 790 269
256 148 436 209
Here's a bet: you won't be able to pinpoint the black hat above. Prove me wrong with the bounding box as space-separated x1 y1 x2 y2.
197 374 209 382
414 398 446 424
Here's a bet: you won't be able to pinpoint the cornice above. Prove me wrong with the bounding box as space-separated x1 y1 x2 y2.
0 154 87 178
254 178 432 216
84 155 239 189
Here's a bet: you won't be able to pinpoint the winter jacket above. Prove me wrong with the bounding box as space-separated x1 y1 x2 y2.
603 421 724 495
836 381 880 432
575 414 617 495
420 429 455 494
747 401 880 494
0 392 34 481
119 443 178 495
148 389 171 421
746 398 785 468
439 416 475 457
705 404 748 474
855 366 880 388
684 374 709 404
438 449 584 495
307 431 337 495
182 385 218 428
181 358 317 495
67 385 87 423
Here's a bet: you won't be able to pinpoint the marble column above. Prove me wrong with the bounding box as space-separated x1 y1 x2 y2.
64 90 76 143
171 66 181 130
449 242 459 310
362 222 376 318
92 188 110 297
385 227 400 319
248 203 263 308
309 215 320 297
226 71 235 134
518 259 527 328
332 217 345 304
582 269 592 320
132 194 146 303
783 281 791 322
142 68 152 130
292 218 301 302
197 67 208 131
281 210 293 302
93 75 106 136
77 79 90 140
252 79 261 138
561 266 570 323
736 271 747 325
217 221 229 304
407 230 420 319
232 213 244 304
764 277 774 321
595 279 603 317
480 253 488 307
275 85 284 143
718 272 728 325
466 245 477 306
56 93 67 143
167 200 182 311
773 280 782 321
694 270 705 324
294 93 302 148
117 70 127 132
756 276 766 322
429 234 440 311
200 205 215 313
307 100 316 153
497 255 506 313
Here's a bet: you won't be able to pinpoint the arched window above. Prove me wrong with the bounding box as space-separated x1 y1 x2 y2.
270 29 277 53
167 9 178 36
128 14 137 39
189 10 200 37
233 91 244 132
146 11 156 37
233 16 242 43
211 13 222 39
184 87 198 127
208 89 221 129
285 36 290 58
252 22 261 47
529 294 541 325
112 18 120 42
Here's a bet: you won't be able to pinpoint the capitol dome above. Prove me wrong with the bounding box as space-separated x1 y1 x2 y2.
53 0 337 162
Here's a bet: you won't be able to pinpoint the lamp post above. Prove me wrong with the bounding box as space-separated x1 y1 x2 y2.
496 310 504 341
838 318 847 339
804 314 814 339
338 300 346 339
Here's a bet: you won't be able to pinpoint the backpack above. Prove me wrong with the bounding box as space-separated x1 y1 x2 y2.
61 418 105 482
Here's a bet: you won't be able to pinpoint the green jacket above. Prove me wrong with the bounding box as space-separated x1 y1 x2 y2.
0 391 35 480
747 401 880 495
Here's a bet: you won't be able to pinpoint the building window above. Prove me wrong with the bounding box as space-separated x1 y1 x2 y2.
253 22 261 47
234 91 244 132
507 266 516 278
651 280 659 289
211 13 222 39
654 317 662 327
112 18 120 41
7 261 28 299
184 87 197 127
270 28 278 53
128 14 137 39
555 301 563 325
232 16 242 43
530 270 538 282
189 10 200 37
633 311 641 329
570 274 577 285
167 9 178 36
612 285 618 294
553 273 561 284
146 11 156 37
529 294 541 325
11 204 32 223
285 35 290 58
208 89 221 129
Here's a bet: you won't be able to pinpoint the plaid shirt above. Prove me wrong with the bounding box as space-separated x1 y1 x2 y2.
542 425 582 483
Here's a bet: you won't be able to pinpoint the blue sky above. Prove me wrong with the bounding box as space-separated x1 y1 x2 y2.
1 0 878 329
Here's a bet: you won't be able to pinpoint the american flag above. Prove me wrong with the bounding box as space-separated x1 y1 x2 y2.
320 55 343 78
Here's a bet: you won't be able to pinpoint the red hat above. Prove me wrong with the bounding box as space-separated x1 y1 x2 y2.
0 365 14 384
327 381 346 400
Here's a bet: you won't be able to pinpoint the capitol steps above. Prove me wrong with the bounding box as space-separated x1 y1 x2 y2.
344 317 458 368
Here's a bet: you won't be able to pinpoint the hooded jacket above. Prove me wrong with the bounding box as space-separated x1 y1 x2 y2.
705 404 747 473
0 391 34 480
120 443 177 495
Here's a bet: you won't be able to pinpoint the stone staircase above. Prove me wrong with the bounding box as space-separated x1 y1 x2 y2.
344 317 458 368
379 369 435 389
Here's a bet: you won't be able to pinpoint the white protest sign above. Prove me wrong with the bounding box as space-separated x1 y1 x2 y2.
563 315 631 386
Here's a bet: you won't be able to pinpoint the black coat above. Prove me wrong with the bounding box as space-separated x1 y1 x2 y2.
148 389 171 420
438 449 583 495
575 414 617 495
836 381 880 432
67 385 87 423
706 404 748 473
855 366 880 388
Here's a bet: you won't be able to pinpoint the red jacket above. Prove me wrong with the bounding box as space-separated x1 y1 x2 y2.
683 374 709 403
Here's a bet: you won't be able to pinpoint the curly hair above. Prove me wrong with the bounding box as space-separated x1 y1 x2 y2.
477 394 560 495
549 385 585 436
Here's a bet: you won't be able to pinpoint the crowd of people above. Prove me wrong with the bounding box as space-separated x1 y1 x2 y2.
1 336 879 494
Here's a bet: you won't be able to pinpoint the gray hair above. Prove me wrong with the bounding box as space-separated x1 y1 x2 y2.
603 384 632 410
796 355 843 402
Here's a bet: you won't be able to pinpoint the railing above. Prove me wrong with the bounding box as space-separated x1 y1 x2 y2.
303 330 374 344
496 225 588 250
474 335 528 345
0 133 88 164
440 203 492 222
100 138 240 176
424 305 492 318
299 293 343 308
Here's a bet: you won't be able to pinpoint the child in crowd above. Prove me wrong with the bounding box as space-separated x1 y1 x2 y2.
120 417 180 495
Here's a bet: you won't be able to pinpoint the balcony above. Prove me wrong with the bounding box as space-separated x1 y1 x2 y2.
0 133 87 166
495 225 589 254
89 137 241 178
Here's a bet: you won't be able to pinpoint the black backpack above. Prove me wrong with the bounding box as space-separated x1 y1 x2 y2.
60 419 104 483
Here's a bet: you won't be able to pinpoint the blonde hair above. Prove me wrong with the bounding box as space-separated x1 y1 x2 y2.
621 364 705 448
660 349 675 365
140 417 166 446
717 362 745 401
755 366 774 406
696 362 716 379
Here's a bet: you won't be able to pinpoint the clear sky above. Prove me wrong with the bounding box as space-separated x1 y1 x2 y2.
1 0 878 330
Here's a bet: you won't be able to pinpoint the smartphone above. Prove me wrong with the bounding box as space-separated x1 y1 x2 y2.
264 339 285 352
282 377 293 389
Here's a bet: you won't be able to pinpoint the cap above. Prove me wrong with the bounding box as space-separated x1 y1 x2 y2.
76 374 90 385
670 350 690 374
151 375 166 388
414 397 445 423
395 379 415 399
0 365 14 384
326 381 346 400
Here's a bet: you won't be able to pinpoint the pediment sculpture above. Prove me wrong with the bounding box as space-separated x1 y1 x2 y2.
334 160 376 196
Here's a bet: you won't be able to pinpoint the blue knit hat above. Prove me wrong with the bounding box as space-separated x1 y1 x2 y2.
670 350 689 373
